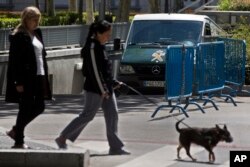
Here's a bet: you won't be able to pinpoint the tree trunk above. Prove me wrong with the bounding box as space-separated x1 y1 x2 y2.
99 0 106 20
68 0 77 11
148 0 160 13
116 0 131 22
35 0 40 9
47 0 55 16
86 0 94 24
44 0 47 13
78 0 83 24
165 0 169 13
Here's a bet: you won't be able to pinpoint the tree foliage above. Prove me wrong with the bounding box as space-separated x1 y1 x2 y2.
46 0 55 16
229 17 250 63
218 0 250 10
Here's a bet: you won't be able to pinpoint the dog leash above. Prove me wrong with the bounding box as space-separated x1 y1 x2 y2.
121 83 192 128
124 84 159 107
124 85 231 138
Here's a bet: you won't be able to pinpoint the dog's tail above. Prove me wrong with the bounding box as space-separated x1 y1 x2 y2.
175 118 185 133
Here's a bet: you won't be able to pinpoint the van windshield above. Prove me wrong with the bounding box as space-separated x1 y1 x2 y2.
127 20 203 46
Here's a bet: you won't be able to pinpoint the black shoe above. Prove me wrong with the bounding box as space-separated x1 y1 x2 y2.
11 144 31 149
55 137 67 149
6 129 16 140
109 149 130 155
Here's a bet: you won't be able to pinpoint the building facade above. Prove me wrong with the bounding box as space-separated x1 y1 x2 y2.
0 0 178 13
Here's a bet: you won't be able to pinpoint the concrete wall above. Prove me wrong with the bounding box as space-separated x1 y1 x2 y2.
0 55 8 95
46 48 84 95
0 48 84 96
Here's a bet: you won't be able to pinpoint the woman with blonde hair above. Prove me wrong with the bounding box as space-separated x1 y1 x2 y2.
5 6 52 149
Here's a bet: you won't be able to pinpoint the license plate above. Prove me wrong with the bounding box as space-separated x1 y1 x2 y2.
143 81 165 87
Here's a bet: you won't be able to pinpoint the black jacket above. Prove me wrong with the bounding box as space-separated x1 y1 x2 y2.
5 28 52 103
81 39 117 95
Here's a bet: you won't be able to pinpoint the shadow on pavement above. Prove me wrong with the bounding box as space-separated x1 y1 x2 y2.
0 94 164 118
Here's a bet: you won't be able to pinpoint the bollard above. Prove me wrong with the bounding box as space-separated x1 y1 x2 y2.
113 38 121 51
111 38 121 79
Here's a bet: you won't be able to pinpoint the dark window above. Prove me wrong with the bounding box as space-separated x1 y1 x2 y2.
205 23 211 36
127 20 203 45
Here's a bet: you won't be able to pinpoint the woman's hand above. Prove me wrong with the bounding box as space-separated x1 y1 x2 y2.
102 91 110 99
16 85 24 93
113 81 124 90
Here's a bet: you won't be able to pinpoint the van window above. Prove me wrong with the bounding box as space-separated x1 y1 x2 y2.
127 20 203 45
205 23 211 36
210 21 226 36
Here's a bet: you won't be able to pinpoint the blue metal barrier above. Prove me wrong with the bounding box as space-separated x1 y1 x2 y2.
193 41 236 107
217 37 249 96
195 41 225 93
151 45 205 118
166 46 193 99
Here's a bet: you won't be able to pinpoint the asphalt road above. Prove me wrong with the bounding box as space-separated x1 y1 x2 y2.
1 94 250 167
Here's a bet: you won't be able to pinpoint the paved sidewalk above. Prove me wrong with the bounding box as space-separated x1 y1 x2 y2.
0 95 89 167
0 128 56 150
0 127 89 167
1 90 250 167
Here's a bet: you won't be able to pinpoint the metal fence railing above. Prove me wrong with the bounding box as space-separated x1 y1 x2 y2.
216 37 250 96
0 22 130 51
151 41 242 118
0 0 10 4
194 41 237 107
195 41 225 93
0 28 9 51
42 25 84 49
151 45 205 118
166 46 194 100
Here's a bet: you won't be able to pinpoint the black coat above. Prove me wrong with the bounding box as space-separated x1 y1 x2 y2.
5 28 52 103
81 39 117 95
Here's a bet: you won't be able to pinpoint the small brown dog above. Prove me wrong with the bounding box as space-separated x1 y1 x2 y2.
176 118 233 163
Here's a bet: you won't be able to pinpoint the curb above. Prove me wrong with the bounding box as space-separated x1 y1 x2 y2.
0 127 90 167
0 149 90 167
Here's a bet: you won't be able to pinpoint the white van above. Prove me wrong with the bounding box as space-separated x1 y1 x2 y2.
118 13 227 92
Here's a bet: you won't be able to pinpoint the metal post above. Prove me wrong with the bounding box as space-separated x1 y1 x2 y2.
111 38 121 79
165 0 169 13
113 38 121 51
99 0 106 20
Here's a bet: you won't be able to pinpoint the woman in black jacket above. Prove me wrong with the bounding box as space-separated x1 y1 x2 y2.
5 6 52 149
55 20 130 155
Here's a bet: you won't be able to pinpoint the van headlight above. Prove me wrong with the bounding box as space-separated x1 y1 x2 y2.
119 65 135 74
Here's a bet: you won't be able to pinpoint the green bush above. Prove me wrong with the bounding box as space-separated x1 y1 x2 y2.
229 17 250 64
218 0 250 68
218 0 250 11
0 18 20 28
41 16 60 26
0 11 121 28
218 0 232 10
67 12 79 24
232 4 250 11
0 11 84 28
0 12 20 18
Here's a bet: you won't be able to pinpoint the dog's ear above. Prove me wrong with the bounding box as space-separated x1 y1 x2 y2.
215 125 221 134
215 124 220 129
223 125 227 130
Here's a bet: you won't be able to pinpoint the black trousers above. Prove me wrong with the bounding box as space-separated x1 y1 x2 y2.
14 76 45 145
